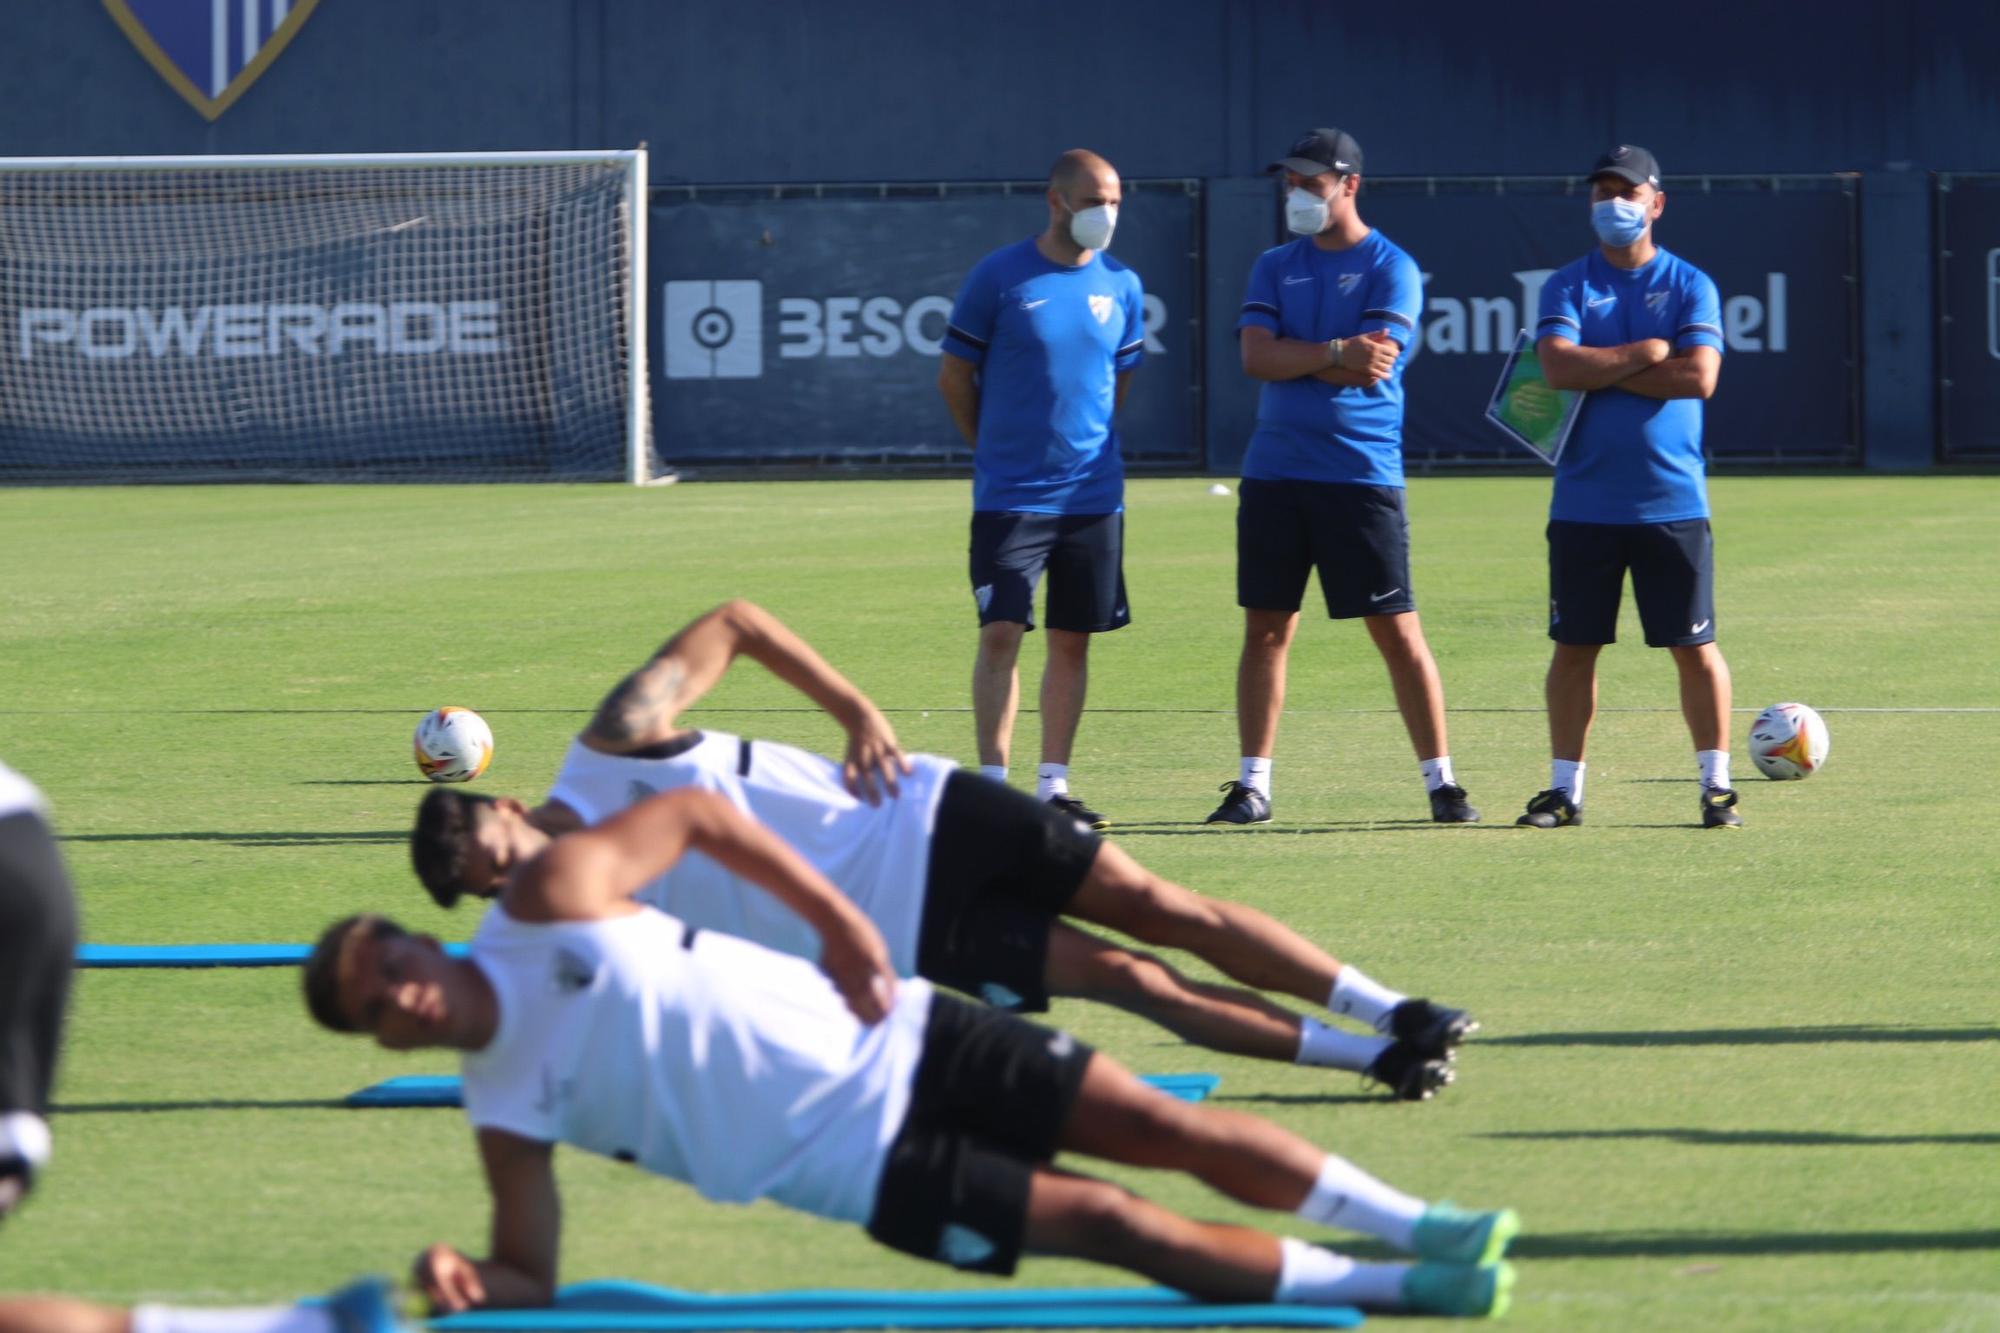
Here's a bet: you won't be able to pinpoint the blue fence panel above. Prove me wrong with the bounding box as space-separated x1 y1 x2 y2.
1318 175 1862 470
1938 174 2000 462
649 182 1200 468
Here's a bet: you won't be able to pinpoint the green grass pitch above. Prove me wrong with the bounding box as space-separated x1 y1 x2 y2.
0 475 1994 1330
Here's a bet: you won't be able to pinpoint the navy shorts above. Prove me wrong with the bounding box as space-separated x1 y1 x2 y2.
865 993 1095 1276
915 772 1102 1014
969 511 1130 633
1236 479 1415 619
1547 519 1716 647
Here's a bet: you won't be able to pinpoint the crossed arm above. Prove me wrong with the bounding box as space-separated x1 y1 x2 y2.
1240 324 1399 388
1537 336 1719 400
584 599 910 803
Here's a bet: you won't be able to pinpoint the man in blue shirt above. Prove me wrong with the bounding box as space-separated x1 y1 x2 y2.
1206 129 1478 829
938 149 1146 830
1514 144 1739 830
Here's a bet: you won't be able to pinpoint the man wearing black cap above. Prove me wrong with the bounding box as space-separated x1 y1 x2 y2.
1205 129 1478 829
1513 145 1738 831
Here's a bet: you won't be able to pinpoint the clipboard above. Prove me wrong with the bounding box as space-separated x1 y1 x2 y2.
1484 329 1583 466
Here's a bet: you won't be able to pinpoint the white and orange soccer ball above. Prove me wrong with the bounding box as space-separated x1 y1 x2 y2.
413 706 494 783
1747 702 1829 781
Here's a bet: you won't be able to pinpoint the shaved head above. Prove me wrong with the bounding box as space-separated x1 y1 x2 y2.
1050 149 1118 199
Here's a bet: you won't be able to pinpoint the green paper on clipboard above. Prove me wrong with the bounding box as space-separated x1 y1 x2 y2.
1485 329 1583 465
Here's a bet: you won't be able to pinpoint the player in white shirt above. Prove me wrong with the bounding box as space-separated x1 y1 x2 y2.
314 787 1518 1318
409 600 1474 1100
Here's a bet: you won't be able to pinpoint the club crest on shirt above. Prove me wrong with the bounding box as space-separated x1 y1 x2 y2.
1087 293 1115 325
1337 273 1363 296
1646 290 1670 314
553 946 600 994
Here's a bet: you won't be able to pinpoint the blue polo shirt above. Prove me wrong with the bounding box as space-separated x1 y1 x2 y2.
1235 230 1423 487
1535 247 1725 524
941 238 1146 515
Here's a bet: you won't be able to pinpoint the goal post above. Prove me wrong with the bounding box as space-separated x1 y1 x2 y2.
0 149 660 484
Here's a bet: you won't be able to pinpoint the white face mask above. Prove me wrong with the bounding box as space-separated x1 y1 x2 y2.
1067 201 1118 252
1285 186 1331 235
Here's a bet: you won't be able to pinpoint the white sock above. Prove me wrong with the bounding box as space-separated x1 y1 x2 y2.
1036 763 1069 800
1328 966 1405 1033
1294 1155 1427 1249
133 1306 335 1333
1276 1239 1410 1308
1552 758 1586 805
1239 756 1272 797
978 764 1008 784
0 1112 51 1169
1418 756 1456 792
1697 749 1730 790
1295 1016 1392 1072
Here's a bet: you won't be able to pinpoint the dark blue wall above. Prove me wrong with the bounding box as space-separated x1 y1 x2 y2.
4 0 1992 469
6 2 1995 173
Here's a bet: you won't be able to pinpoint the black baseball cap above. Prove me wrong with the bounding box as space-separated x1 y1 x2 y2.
1591 144 1661 188
1268 128 1363 178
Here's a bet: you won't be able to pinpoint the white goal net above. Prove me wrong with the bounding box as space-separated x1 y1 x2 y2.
0 150 657 483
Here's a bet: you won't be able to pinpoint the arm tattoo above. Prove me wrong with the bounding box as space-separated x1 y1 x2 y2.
588 660 687 744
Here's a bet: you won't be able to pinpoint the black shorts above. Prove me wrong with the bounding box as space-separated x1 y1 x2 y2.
915 772 1100 1014
969 511 1131 633
865 992 1095 1275
1547 519 1717 648
0 811 77 1116
1236 478 1415 619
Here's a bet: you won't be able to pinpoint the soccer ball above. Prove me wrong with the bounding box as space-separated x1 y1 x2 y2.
1747 702 1829 781
413 706 494 783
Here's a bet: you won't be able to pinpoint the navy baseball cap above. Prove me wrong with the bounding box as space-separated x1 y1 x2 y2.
1268 128 1363 178
1591 144 1661 188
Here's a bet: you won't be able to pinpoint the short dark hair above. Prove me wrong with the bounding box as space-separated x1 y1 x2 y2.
410 787 494 909
302 913 407 1034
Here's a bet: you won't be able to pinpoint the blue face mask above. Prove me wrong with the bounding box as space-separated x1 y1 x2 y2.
1591 197 1649 247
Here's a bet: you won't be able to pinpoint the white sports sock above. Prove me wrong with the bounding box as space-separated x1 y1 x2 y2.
1239 756 1273 797
1418 756 1456 793
1328 966 1405 1033
1552 758 1586 805
1294 1155 1426 1249
1036 763 1070 800
978 764 1008 784
133 1306 335 1333
1276 1239 1410 1308
1697 749 1730 790
1295 1016 1392 1072
0 1112 51 1169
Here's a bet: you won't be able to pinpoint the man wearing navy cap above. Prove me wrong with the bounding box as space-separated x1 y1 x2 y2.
1514 145 1740 830
1206 129 1478 828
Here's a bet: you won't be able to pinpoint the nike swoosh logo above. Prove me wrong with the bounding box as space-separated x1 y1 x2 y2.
1586 296 1615 308
1020 298 1048 309
1691 620 1710 633
1283 275 1313 285
1370 588 1402 602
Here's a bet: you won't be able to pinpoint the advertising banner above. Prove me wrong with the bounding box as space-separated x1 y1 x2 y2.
650 182 1201 467
1938 174 2000 460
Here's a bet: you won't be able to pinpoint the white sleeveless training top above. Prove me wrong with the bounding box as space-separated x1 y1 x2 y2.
460 903 934 1224
0 761 47 820
545 732 954 975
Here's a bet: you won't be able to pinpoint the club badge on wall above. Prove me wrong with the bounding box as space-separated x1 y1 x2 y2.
102 0 320 122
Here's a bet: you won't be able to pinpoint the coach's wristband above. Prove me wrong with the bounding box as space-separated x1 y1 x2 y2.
1329 337 1344 367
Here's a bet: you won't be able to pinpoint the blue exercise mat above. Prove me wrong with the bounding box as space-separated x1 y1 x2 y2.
350 1073 1220 1110
77 942 471 967
429 1279 1361 1330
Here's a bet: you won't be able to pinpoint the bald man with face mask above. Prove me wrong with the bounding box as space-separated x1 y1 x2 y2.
937 150 1148 832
